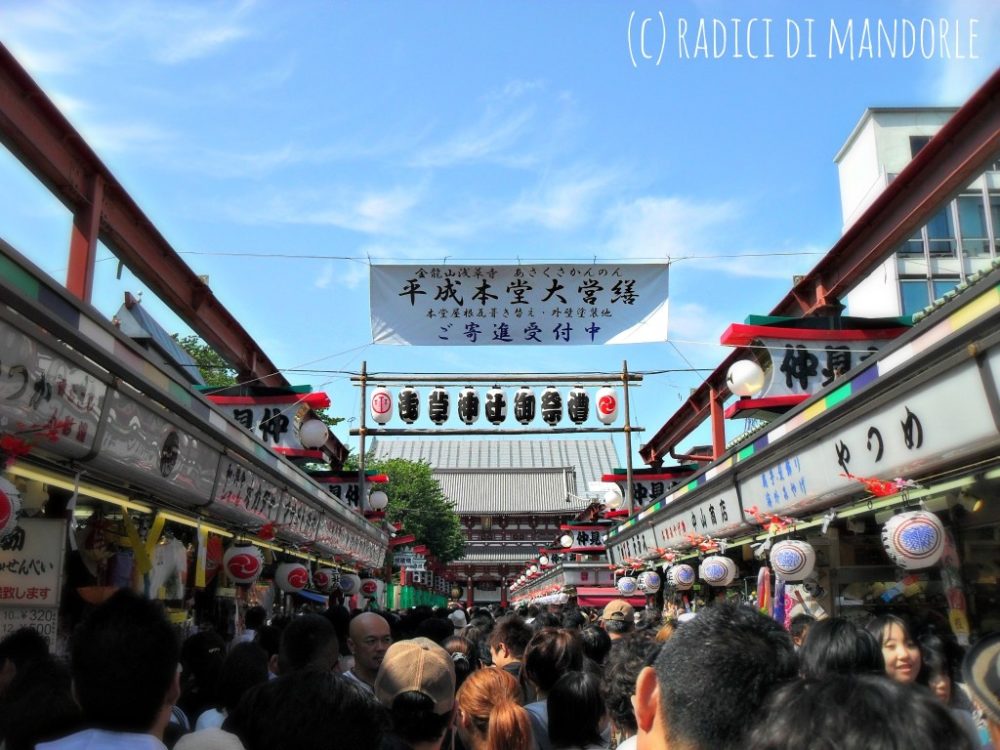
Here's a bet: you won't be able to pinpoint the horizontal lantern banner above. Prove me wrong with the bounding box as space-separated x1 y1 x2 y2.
371 263 669 346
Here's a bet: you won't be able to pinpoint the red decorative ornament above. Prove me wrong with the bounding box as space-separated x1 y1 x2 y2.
257 522 276 541
223 545 264 585
0 478 21 539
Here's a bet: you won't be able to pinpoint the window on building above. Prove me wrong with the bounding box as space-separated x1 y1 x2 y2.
931 278 960 301
900 279 931 317
898 229 925 257
909 135 933 158
926 207 957 256
958 194 990 256
990 191 1000 254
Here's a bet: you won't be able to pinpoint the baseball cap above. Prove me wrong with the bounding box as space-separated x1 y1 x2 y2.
375 637 456 715
962 632 1000 726
602 599 635 622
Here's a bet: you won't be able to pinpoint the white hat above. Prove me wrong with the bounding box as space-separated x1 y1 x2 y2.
448 609 468 630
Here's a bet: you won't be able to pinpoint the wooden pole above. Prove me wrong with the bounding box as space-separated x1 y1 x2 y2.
623 360 635 517
358 361 368 514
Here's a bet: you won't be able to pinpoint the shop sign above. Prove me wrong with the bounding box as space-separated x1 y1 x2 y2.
371 263 669 346
394 549 426 570
0 318 106 458
757 337 885 398
0 519 65 649
315 516 383 568
96 387 218 507
740 359 999 518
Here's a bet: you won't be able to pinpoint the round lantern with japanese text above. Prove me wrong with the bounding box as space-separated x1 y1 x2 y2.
398 386 420 424
616 576 638 596
485 386 507 425
223 544 264 585
638 570 662 594
370 385 393 425
700 556 738 587
514 386 536 425
882 511 945 570
312 568 340 593
0 477 21 540
428 387 450 426
566 385 589 425
769 540 816 581
458 386 480 425
339 573 362 596
275 562 311 593
540 386 563 426
595 386 618 425
666 564 695 591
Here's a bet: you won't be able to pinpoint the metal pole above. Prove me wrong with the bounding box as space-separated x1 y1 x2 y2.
623 360 635 517
350 372 643 385
358 360 368 514
349 426 643 437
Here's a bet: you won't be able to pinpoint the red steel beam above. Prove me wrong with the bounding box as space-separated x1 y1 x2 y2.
0 44 349 465
640 68 1000 465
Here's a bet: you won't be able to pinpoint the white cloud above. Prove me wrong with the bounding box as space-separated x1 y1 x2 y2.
508 169 617 230
152 23 250 65
411 108 536 168
314 261 335 289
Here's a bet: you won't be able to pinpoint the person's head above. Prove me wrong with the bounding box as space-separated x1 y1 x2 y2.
561 609 587 630
253 625 281 661
921 637 954 705
0 627 48 695
579 625 612 665
866 615 921 685
416 615 456 645
602 600 636 638
277 613 339 675
488 615 532 670
443 635 480 690
548 671 606 750
448 609 469 632
347 612 392 681
523 628 583 696
788 614 815 649
604 635 660 740
0 657 82 750
456 666 532 750
798 617 884 679
745 674 974 750
376 637 457 749
962 631 1000 746
226 668 388 750
635 603 797 750
654 619 677 643
217 642 269 714
71 589 180 736
243 605 266 631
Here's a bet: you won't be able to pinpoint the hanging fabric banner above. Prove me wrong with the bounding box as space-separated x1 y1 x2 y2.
370 263 669 346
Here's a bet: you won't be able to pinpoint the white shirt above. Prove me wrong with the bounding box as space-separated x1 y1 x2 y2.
343 669 375 693
37 729 167 750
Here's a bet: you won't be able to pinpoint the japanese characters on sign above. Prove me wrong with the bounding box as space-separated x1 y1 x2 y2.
0 320 106 459
761 338 885 398
370 264 669 346
0 519 65 632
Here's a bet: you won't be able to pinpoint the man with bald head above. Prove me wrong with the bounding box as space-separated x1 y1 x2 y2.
344 612 392 693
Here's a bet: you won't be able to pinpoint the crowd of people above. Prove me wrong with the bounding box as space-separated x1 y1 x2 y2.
0 591 997 749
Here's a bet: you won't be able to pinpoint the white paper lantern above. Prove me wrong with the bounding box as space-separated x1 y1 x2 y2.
560 534 574 548
638 571 662 593
275 562 311 593
368 490 389 511
595 386 619 425
513 386 536 425
882 511 945 570
666 564 695 590
428 386 450 425
769 540 817 581
566 385 589 425
539 555 549 566
457 386 480 425
360 578 379 597
339 573 362 596
604 487 625 511
223 544 264 585
617 576 638 595
529 565 538 574
700 556 738 587
726 359 767 397
370 385 393 424
540 386 563 426
312 568 340 592
298 419 329 449
485 386 507 425
398 385 420 424
0 477 21 540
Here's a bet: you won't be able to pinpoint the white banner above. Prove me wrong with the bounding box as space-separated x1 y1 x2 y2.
370 263 669 345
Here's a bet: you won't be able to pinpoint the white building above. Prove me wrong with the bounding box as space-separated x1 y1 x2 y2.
836 107 1000 317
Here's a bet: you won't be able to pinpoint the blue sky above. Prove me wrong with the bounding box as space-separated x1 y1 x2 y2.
0 1 997 469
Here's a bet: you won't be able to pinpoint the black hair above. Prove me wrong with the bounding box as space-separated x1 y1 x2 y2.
244 605 267 631
548 671 606 749
415 616 454 645
604 635 660 736
71 589 180 733
226 668 388 750
322 605 352 657
389 691 453 744
443 635 480 689
178 629 226 721
580 625 613 664
489 615 533 658
0 627 48 672
218 642 269 714
653 603 797 750
524 628 583 694
798 617 884 679
253 624 281 659
788 613 816 642
561 609 587 630
745 674 974 750
0 657 82 750
531 612 561 631
278 614 339 673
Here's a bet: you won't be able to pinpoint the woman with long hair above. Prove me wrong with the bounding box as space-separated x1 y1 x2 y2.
866 614 922 685
455 667 533 750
